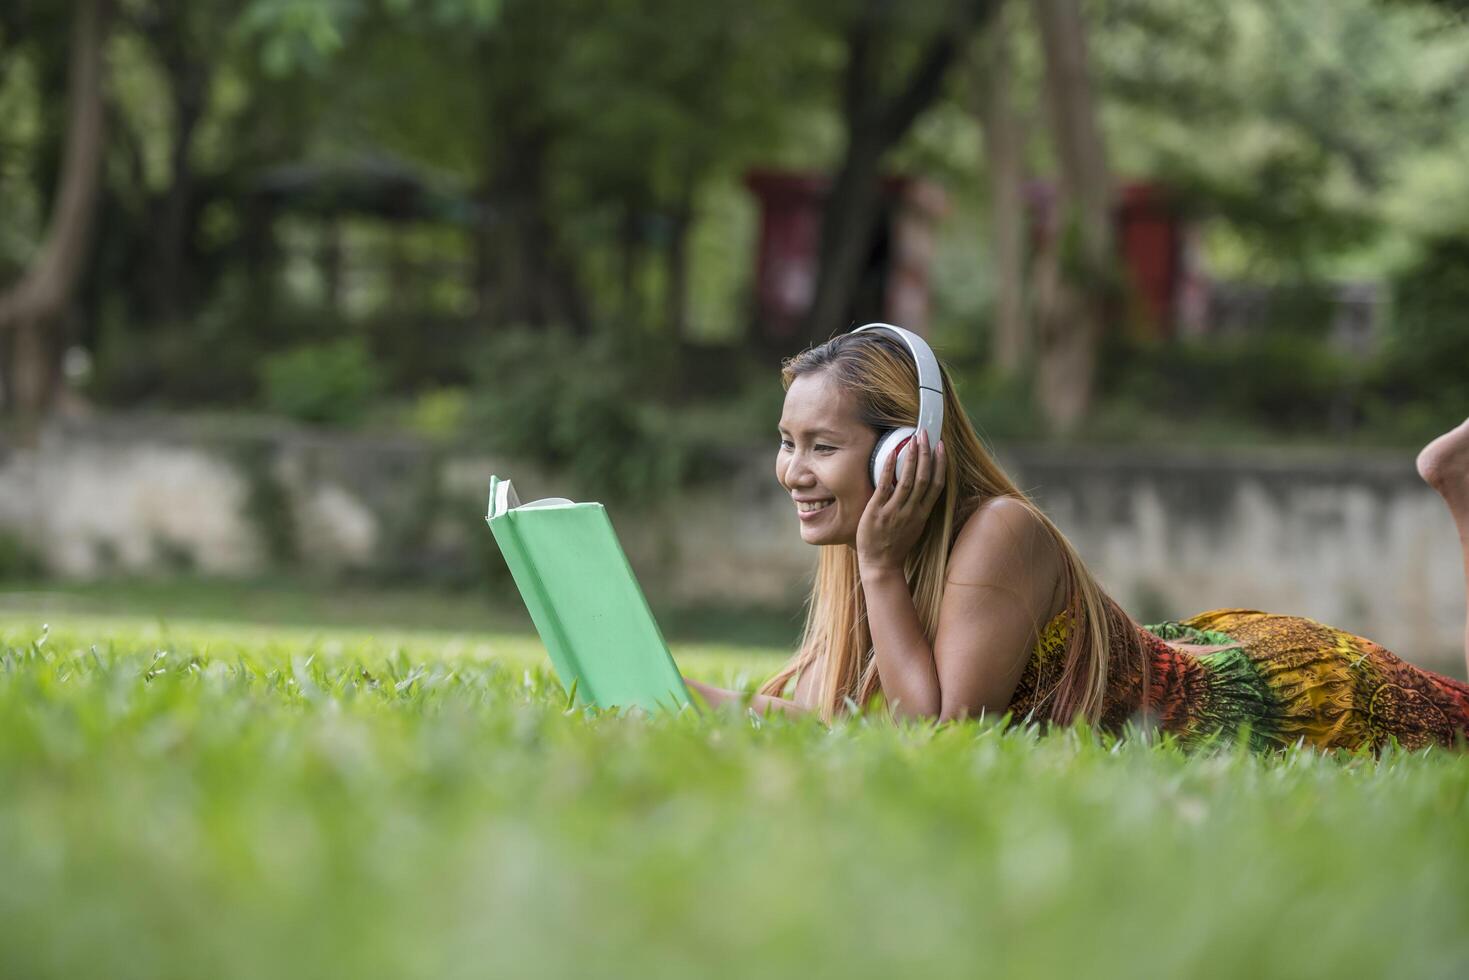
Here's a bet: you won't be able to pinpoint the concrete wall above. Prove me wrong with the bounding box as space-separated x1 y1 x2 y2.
1 417 1462 669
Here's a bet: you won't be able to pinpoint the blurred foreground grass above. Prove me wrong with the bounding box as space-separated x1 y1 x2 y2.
1 612 1467 980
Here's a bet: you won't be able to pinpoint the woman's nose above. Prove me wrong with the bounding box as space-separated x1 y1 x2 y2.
781 453 816 488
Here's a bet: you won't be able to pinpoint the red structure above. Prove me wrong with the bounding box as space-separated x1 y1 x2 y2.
744 170 948 344
1025 179 1200 339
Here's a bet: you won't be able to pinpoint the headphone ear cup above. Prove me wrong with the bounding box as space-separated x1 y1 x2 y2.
869 426 916 488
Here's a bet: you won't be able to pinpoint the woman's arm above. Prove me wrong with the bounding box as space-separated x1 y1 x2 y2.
858 562 942 720
854 428 946 720
683 677 811 718
862 497 1063 724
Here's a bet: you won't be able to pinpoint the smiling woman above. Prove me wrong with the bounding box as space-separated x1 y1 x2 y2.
686 327 1469 755
749 325 1143 730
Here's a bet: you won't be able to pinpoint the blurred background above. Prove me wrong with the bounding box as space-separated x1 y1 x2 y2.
3 0 1469 671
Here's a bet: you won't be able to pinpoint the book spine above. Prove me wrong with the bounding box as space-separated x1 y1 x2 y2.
494 513 586 704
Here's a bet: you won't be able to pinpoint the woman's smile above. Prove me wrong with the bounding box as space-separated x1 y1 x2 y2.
796 498 835 519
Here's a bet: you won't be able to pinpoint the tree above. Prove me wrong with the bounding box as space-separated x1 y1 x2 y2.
0 0 111 421
558 0 797 343
801 0 997 349
127 0 248 324
1029 0 1114 433
1087 0 1469 275
972 0 1030 376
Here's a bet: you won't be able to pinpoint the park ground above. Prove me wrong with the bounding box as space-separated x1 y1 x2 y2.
1 578 1467 979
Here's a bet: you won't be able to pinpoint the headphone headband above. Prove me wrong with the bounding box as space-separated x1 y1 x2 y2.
850 322 944 452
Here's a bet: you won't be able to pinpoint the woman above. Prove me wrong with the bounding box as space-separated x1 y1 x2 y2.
685 329 1469 753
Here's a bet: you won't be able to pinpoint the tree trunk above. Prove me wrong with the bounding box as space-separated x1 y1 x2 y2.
320 215 343 313
805 131 887 344
618 201 643 327
0 0 110 422
150 65 206 322
473 180 497 320
474 11 591 338
802 0 994 348
1031 0 1114 434
133 0 221 323
976 0 1029 376
663 194 693 341
494 125 591 335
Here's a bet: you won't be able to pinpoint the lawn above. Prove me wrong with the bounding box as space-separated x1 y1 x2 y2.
1 604 1467 980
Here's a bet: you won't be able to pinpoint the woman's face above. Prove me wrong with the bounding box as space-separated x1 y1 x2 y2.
775 371 878 547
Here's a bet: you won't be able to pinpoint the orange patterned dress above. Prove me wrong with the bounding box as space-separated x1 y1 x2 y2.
1007 607 1469 752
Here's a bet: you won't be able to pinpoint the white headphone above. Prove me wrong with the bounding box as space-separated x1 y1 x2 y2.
849 322 945 490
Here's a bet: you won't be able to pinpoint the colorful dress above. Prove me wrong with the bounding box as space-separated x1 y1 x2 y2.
1007 607 1469 753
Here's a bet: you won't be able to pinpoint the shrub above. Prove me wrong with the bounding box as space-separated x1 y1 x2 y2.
1362 232 1469 439
260 337 383 426
467 325 693 506
87 274 346 409
0 532 42 582
952 365 1046 444
1099 329 1354 434
404 388 471 442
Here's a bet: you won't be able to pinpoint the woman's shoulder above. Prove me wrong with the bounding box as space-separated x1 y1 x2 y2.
953 494 1047 546
952 495 1060 567
949 495 1065 617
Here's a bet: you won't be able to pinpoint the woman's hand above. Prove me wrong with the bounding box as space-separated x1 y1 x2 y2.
683 676 812 718
856 429 946 574
684 677 737 710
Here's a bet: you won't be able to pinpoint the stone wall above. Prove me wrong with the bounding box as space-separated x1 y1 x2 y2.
1 417 1462 668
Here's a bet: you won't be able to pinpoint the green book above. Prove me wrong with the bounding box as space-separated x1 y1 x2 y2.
485 475 692 714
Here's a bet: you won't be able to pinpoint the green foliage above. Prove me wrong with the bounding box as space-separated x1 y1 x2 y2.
1099 324 1356 435
259 337 383 426
403 387 471 441
467 325 701 506
0 532 42 582
1095 0 1469 276
238 0 367 76
954 365 1047 444
86 275 340 409
0 615 1466 979
11 0 1469 449
1365 230 1469 434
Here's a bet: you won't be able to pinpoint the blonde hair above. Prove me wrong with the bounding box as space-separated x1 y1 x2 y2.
758 331 1148 727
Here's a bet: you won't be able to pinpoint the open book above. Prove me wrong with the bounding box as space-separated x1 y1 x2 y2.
485 475 692 713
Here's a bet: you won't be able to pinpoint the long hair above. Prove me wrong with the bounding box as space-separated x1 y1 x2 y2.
757 330 1148 727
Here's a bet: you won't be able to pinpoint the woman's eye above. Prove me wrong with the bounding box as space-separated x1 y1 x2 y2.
778 439 836 453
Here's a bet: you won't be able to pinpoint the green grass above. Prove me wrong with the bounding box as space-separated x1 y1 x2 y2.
0 575 806 650
1 610 1467 980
